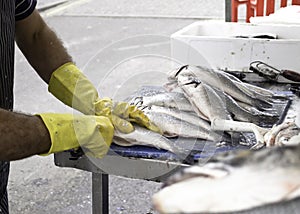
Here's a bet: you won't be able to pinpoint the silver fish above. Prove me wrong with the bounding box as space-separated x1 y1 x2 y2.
237 101 279 117
124 85 167 102
274 123 300 146
153 145 300 213
223 71 274 97
173 72 231 121
264 122 300 147
130 91 195 112
232 79 288 104
222 71 289 101
239 81 275 97
169 65 273 110
144 105 211 131
113 126 183 154
213 88 279 125
144 110 227 142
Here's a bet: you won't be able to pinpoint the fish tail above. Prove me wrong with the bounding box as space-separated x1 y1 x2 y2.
252 99 273 110
272 93 290 100
247 114 279 126
257 114 280 126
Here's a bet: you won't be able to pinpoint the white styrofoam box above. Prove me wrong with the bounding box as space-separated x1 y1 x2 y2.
250 6 300 25
171 21 300 72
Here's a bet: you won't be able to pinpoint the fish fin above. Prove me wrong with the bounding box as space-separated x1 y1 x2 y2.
253 98 274 110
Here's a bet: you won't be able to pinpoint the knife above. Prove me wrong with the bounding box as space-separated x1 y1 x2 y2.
249 61 300 84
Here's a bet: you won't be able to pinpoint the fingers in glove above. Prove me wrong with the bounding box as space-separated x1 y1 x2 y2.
127 107 162 134
94 98 113 116
113 102 131 118
111 114 134 133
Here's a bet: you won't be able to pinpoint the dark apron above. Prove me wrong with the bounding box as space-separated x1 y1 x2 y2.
0 0 15 213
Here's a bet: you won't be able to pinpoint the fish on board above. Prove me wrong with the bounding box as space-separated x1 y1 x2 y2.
213 87 280 125
143 105 211 131
129 91 195 112
113 125 185 155
168 65 273 110
222 70 289 102
264 121 300 147
144 110 228 142
170 70 232 121
236 100 279 117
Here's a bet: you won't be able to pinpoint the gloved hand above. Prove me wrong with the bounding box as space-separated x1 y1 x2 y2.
37 113 114 158
93 97 161 133
48 62 161 134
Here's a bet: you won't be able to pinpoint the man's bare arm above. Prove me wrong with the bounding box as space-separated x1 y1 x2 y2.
0 109 51 161
15 9 72 83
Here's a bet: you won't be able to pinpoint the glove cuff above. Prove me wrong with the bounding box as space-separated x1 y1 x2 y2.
48 62 99 115
37 113 114 158
37 113 80 155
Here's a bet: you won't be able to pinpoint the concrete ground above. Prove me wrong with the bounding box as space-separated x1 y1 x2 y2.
9 0 228 213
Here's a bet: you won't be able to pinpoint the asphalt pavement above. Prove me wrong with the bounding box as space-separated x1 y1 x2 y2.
10 0 228 213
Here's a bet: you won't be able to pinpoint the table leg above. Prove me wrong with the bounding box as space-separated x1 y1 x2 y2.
92 173 109 214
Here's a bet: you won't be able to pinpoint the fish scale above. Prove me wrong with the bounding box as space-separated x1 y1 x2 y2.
132 91 194 112
145 111 226 142
113 126 184 154
174 69 231 121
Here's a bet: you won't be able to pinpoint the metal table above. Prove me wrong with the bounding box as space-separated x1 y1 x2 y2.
53 134 275 214
54 149 190 214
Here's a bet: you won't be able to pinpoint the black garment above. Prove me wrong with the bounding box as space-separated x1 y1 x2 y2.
0 0 36 213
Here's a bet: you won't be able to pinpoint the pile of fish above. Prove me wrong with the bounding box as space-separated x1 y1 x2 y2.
166 65 287 125
152 143 300 214
113 65 291 154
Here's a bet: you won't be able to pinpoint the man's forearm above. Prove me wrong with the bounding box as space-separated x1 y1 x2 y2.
0 108 51 161
15 10 72 83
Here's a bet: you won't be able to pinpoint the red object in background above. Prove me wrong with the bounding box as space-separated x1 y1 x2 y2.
231 0 252 22
231 0 300 22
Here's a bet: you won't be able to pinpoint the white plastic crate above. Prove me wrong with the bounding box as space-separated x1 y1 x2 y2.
171 21 300 72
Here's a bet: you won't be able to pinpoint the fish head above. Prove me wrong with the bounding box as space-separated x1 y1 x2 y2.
167 65 189 79
276 123 300 146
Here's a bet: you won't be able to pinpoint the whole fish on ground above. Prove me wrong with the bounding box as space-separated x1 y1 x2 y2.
152 144 300 213
168 65 273 110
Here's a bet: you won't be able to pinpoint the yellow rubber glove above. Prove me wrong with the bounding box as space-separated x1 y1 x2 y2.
37 113 114 158
48 62 161 134
48 62 97 115
94 97 161 134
